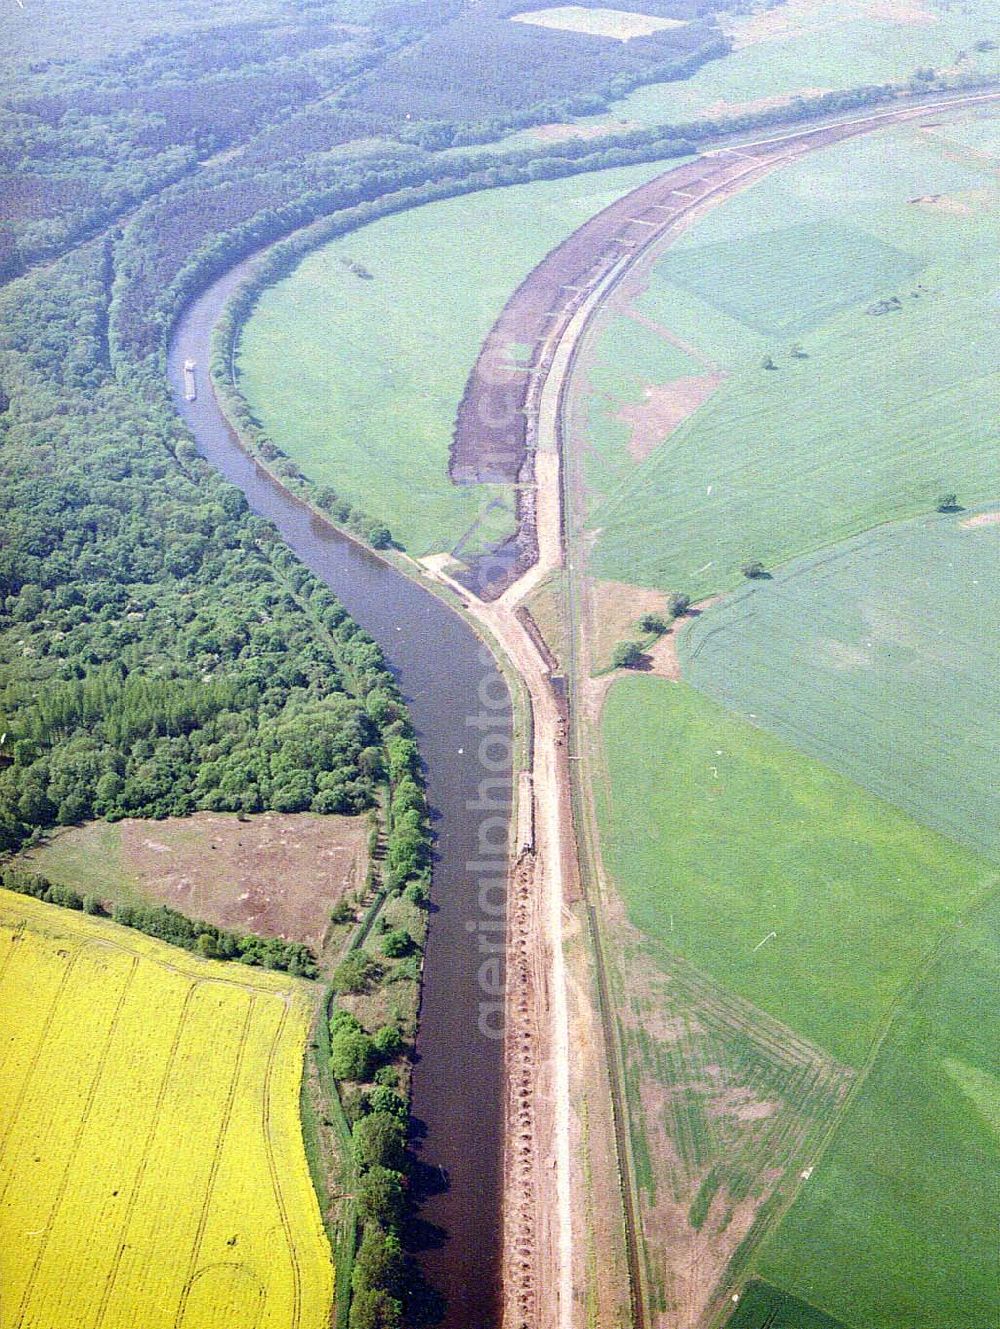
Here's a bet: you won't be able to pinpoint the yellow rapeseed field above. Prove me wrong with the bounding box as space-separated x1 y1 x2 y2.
0 889 334 1329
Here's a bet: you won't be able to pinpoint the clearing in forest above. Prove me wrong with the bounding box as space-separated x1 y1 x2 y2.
13 811 369 959
510 7 686 42
551 0 1000 134
0 890 332 1329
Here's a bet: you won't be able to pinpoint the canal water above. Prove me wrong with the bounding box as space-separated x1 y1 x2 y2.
168 264 509 1328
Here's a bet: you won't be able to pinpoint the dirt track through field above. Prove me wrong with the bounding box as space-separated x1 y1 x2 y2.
429 88 1000 1328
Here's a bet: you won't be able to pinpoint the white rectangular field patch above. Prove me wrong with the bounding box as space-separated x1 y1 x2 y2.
510 5 687 41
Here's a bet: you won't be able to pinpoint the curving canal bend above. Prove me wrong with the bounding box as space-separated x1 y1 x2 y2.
168 263 509 1329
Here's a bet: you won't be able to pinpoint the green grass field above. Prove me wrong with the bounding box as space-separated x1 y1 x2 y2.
753 893 1000 1329
583 117 1000 597
726 1281 847 1329
537 0 1000 136
682 512 1000 861
597 678 995 1065
238 161 681 556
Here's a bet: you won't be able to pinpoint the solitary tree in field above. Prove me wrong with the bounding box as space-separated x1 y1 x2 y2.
667 592 691 618
761 355 777 370
612 641 644 669
936 493 958 512
742 559 766 580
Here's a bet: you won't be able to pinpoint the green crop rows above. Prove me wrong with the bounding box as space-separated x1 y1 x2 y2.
682 513 1000 861
583 121 1000 598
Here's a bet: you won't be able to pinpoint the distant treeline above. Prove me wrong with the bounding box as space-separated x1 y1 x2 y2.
0 866 319 977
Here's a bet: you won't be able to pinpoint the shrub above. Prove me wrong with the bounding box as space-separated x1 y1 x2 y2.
351 1223 405 1298
667 592 691 617
334 949 377 994
638 612 668 635
936 493 958 512
612 641 644 669
330 1027 376 1082
353 1111 406 1171
741 560 766 579
348 1286 403 1329
372 1024 404 1059
365 1086 407 1119
381 928 411 958
356 1166 407 1230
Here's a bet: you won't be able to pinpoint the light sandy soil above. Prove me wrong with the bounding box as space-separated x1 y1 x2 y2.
910 192 974 214
961 509 1000 528
617 374 726 461
701 89 831 118
587 577 670 671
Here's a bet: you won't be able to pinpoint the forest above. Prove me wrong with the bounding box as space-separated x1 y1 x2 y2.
0 233 416 855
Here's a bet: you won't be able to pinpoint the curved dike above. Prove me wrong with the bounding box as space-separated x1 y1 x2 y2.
168 260 510 1329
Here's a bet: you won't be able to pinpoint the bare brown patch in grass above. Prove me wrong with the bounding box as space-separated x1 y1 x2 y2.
120 812 367 950
23 812 368 954
730 0 936 49
589 577 672 672
646 627 683 680
861 0 937 24
962 510 1000 528
910 192 974 215
702 89 830 118
616 375 725 462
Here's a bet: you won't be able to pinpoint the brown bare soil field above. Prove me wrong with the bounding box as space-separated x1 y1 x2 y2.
617 374 725 461
18 811 368 952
